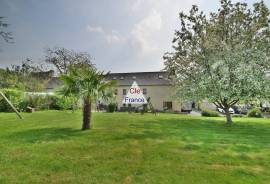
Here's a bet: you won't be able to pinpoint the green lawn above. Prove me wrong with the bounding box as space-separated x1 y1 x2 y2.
0 111 270 184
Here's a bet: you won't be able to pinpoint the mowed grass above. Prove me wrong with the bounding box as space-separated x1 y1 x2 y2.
0 111 270 184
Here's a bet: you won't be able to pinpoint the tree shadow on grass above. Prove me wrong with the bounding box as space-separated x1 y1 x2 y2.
157 118 270 146
118 117 270 149
7 128 82 143
113 130 165 141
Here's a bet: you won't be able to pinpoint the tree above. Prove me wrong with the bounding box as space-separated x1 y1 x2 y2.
0 17 21 119
60 64 116 130
0 17 13 43
164 0 270 124
0 60 52 92
45 47 95 74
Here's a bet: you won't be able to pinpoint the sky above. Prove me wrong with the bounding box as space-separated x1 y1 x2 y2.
0 0 269 73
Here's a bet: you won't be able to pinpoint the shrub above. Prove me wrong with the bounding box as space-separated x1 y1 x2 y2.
54 96 77 110
19 94 77 111
201 109 219 117
107 103 117 112
0 89 79 112
248 108 263 118
0 89 24 112
141 104 148 113
18 99 30 111
19 95 50 111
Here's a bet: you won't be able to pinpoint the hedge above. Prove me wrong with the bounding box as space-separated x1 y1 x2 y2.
201 109 220 117
0 89 24 112
247 108 263 118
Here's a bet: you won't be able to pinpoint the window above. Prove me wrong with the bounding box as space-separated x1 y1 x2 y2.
114 89 118 95
163 101 172 110
123 89 127 95
132 76 136 79
158 75 163 79
143 88 147 95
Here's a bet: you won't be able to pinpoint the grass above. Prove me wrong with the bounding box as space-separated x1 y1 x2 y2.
0 111 270 184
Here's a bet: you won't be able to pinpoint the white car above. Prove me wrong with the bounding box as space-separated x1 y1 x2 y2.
217 108 235 114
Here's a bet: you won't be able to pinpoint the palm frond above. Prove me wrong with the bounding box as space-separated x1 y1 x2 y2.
59 66 116 104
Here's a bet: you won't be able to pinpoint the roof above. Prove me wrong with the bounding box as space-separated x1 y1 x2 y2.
45 71 171 90
105 71 171 86
46 77 63 90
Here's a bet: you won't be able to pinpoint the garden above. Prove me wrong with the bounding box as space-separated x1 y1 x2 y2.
1 111 270 184
1 0 270 183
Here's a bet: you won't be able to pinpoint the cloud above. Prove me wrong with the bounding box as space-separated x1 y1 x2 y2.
131 0 144 12
86 25 126 44
130 9 162 53
85 0 212 72
86 25 104 33
86 0 205 52
127 0 210 54
104 29 126 44
106 34 126 44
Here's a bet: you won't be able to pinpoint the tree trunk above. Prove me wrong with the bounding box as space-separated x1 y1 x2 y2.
225 110 232 124
82 97 91 130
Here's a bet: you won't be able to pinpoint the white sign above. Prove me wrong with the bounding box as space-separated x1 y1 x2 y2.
122 81 147 104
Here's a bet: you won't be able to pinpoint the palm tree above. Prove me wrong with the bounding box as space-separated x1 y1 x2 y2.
60 66 115 130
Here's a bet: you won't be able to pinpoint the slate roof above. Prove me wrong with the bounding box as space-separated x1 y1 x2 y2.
45 71 171 90
105 71 171 86
46 77 63 90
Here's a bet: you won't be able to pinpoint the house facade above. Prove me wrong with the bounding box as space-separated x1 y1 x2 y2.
105 71 184 112
45 71 192 112
43 70 270 113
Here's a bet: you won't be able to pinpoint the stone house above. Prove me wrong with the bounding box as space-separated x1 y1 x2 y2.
105 71 185 112
45 71 193 112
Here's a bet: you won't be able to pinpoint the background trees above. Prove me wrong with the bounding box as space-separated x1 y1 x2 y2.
45 47 95 74
164 0 270 124
0 17 13 43
0 60 52 92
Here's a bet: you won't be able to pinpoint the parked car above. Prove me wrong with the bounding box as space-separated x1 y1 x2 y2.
261 102 270 112
217 108 235 114
237 105 248 114
232 105 240 114
181 102 192 113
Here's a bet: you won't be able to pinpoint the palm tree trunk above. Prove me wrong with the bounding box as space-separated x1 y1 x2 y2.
82 97 91 130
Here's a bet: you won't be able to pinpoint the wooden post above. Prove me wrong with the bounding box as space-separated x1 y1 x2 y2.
0 91 22 119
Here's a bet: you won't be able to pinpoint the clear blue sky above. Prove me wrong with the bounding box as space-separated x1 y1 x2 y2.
0 0 269 72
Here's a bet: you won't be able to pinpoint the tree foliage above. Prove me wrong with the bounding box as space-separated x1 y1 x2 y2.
164 0 270 123
0 17 13 43
0 60 52 92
